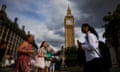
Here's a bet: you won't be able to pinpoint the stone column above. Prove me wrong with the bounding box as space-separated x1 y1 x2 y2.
4 31 13 56
12 34 17 57
10 33 16 56
0 26 5 43
9 31 15 55
14 35 20 59
4 28 9 42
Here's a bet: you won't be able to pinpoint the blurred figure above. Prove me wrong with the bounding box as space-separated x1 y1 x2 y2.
8 56 15 67
50 56 55 72
3 55 15 67
0 41 7 70
15 35 34 72
3 55 10 67
99 41 112 72
35 47 45 72
55 57 62 72
41 41 51 72
36 41 51 72
46 48 53 72
0 41 7 62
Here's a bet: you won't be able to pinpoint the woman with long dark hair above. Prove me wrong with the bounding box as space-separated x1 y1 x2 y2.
79 23 104 72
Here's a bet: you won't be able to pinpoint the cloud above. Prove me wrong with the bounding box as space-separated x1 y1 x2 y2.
70 0 120 27
0 0 118 50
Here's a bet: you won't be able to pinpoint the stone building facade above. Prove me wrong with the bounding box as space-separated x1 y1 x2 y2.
0 4 37 59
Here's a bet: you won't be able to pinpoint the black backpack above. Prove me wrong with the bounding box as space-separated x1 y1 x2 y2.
98 41 112 68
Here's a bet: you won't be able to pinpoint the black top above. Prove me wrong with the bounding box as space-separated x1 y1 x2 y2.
0 48 6 61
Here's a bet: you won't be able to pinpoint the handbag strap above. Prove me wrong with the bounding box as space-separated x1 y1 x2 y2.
95 48 102 58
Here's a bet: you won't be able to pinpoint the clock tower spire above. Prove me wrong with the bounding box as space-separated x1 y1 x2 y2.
64 4 75 48
66 4 72 16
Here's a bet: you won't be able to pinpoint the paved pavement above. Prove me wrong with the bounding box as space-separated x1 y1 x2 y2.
0 65 120 72
0 67 14 72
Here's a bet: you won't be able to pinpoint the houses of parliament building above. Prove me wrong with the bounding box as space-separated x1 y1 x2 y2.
0 4 37 59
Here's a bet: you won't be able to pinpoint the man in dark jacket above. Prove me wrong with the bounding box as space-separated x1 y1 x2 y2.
99 41 112 72
0 41 7 69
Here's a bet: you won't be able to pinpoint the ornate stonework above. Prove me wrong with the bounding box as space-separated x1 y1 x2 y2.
64 5 75 48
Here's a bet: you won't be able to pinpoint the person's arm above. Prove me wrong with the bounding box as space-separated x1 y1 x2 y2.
77 40 82 48
81 33 98 50
38 49 46 57
77 39 89 50
82 43 91 50
77 39 91 51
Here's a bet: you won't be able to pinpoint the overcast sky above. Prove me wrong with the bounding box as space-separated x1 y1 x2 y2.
0 0 120 50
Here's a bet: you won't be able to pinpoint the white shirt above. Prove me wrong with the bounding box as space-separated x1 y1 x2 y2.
82 31 100 62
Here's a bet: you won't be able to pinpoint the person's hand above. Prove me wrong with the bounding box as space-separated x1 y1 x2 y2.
77 40 82 48
44 55 47 58
28 50 34 54
77 40 82 45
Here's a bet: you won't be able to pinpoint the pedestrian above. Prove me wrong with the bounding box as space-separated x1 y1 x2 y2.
0 41 7 62
50 56 55 72
35 47 45 72
55 56 62 72
99 41 112 72
38 41 51 72
0 41 7 70
15 34 34 72
78 23 104 72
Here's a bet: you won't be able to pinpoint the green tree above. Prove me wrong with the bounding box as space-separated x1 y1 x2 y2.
65 46 78 66
103 3 120 66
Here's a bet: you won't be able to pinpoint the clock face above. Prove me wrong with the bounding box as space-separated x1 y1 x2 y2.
66 19 72 25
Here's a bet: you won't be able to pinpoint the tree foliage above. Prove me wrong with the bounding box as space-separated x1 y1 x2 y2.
103 3 120 47
65 46 79 66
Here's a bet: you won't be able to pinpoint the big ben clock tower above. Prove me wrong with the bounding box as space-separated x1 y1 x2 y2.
64 5 75 48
